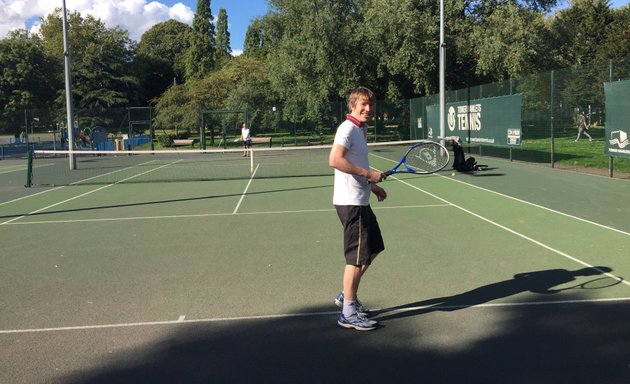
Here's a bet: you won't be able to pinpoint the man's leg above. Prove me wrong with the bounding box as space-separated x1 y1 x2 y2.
343 264 362 304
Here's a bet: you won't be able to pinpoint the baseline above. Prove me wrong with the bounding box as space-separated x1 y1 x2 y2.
2 296 629 335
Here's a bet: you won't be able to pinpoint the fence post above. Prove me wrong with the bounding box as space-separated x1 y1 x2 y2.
550 70 555 168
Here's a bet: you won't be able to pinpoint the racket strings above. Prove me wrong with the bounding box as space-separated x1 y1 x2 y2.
406 144 449 172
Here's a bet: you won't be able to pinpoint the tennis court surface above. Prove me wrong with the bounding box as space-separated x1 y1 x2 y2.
1 144 630 383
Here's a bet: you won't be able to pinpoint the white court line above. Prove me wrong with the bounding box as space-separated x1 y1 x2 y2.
0 162 54 175
441 173 630 238
1 297 629 335
233 163 260 214
387 174 630 288
371 152 629 285
370 152 630 238
0 159 183 226
0 186 66 207
0 165 27 174
2 204 449 226
0 159 162 209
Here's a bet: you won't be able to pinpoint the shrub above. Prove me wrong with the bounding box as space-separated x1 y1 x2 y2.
157 134 173 147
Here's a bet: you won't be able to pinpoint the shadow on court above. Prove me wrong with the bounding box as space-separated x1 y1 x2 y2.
0 184 332 219
374 266 620 321
13 268 625 384
453 166 505 177
41 301 630 383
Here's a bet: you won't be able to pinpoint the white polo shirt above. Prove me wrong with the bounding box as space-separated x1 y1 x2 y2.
332 118 370 206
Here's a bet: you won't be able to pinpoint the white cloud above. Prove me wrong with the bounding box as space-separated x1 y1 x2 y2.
0 0 194 41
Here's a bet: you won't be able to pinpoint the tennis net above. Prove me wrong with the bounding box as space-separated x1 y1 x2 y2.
26 140 421 187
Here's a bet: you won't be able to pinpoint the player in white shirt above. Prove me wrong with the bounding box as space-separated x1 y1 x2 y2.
329 86 387 331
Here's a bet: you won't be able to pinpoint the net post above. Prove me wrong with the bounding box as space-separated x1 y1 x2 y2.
25 149 33 187
609 156 613 178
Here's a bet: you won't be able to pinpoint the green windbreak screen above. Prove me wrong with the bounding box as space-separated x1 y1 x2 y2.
604 80 630 159
426 94 523 147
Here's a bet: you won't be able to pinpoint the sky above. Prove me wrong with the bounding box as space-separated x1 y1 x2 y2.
0 0 270 55
0 0 628 55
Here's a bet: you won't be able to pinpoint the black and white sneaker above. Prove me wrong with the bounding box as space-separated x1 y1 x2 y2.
337 312 378 331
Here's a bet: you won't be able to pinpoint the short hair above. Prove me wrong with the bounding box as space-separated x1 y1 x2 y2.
348 86 375 111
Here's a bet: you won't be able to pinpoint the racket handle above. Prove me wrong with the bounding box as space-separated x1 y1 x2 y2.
383 170 393 177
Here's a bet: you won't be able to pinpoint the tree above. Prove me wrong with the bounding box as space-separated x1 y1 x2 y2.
265 0 364 122
0 30 55 110
550 0 615 67
0 30 56 135
131 54 176 105
221 55 277 129
157 47 263 137
153 83 197 135
39 9 138 118
360 0 440 99
216 8 232 59
599 4 630 61
243 18 267 57
153 55 276 138
469 4 549 79
186 0 216 79
136 20 192 83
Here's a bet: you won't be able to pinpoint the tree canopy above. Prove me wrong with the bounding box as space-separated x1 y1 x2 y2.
39 9 137 112
186 0 216 79
216 8 232 59
136 19 192 83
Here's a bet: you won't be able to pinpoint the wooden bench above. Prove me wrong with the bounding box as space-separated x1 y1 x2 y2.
251 137 273 147
172 139 196 147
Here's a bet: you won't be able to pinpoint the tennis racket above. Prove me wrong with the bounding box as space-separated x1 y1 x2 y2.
555 277 623 291
384 141 449 177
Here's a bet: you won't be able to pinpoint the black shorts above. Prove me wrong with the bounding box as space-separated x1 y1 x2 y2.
335 205 385 266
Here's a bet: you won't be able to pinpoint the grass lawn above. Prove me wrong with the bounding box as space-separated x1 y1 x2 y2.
523 127 630 174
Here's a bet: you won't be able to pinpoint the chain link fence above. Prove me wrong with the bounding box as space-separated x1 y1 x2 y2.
3 55 630 174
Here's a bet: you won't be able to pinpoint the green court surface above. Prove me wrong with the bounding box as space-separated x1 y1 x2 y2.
1 148 630 383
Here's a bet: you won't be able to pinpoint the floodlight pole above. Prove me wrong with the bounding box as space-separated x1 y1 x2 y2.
439 0 446 144
62 0 76 169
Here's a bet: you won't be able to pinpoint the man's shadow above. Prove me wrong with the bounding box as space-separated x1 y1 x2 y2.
375 266 619 321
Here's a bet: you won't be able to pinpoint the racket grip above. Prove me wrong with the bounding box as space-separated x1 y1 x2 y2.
383 170 393 177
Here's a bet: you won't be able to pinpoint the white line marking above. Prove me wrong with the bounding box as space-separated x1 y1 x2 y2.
1 297 629 334
0 166 26 174
441 174 630 237
0 186 66 207
2 204 448 225
233 163 259 214
0 162 53 175
390 175 630 288
373 296 630 314
0 159 183 226
0 158 173 209
66 159 161 186
177 315 186 322
371 152 630 237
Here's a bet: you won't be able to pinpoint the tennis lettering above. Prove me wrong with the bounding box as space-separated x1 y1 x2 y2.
456 104 482 131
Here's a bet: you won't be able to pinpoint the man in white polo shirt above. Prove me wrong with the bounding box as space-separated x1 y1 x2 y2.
329 86 387 331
